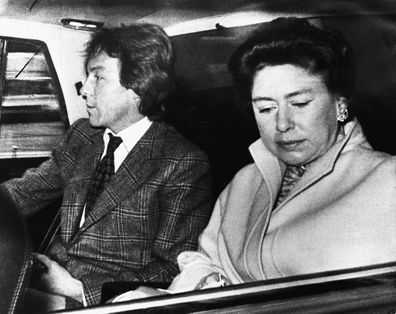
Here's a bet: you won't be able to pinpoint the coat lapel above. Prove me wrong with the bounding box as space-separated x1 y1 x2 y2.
249 139 284 207
245 120 364 279
272 120 359 214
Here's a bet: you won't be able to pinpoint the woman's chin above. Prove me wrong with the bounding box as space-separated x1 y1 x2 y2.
278 153 312 167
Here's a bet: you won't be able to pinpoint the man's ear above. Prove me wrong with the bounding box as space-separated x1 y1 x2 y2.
128 88 141 105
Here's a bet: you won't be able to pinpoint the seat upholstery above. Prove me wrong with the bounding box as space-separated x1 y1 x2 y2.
0 187 32 314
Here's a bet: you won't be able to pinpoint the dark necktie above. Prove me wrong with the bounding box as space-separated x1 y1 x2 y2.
84 133 123 217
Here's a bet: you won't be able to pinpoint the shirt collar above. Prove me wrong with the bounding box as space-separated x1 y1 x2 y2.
103 117 153 153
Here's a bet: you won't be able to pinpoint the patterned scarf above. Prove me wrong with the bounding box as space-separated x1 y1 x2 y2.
275 165 306 207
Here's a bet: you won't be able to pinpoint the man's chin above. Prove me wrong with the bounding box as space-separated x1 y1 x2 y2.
87 117 102 128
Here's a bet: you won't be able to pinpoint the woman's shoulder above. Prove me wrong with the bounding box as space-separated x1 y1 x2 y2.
218 162 264 202
339 146 396 198
343 143 396 172
231 163 262 185
342 120 395 167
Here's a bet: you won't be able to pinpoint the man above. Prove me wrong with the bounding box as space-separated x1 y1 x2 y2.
1 24 213 309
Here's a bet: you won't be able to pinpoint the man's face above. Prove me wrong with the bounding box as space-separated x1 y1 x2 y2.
81 50 143 133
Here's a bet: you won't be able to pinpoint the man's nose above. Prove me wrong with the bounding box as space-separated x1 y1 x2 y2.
80 79 91 99
276 107 294 132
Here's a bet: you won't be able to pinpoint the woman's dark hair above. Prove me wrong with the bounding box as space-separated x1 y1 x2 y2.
84 23 175 121
228 17 355 118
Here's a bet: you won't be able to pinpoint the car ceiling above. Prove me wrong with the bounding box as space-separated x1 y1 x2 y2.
1 0 396 29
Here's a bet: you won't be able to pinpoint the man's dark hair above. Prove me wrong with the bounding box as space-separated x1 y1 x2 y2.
85 23 175 121
228 17 355 118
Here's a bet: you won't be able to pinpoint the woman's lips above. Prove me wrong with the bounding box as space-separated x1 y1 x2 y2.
276 139 305 150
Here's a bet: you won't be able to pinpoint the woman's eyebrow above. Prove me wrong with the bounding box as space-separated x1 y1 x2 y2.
252 88 314 103
252 96 274 103
285 88 313 99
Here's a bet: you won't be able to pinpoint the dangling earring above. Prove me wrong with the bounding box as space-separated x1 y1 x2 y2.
337 107 349 123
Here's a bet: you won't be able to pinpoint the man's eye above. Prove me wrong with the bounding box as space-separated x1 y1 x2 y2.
95 75 104 81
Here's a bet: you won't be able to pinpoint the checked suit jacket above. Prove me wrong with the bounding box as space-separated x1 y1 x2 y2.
2 118 213 305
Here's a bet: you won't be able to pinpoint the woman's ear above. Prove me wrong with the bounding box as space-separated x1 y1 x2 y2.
336 97 349 123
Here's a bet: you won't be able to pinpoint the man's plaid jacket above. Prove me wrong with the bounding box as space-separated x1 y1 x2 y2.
2 118 213 305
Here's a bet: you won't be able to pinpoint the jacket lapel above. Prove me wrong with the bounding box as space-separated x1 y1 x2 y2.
62 129 104 239
75 122 163 235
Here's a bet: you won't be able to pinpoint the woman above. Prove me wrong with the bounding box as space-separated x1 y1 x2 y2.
166 17 396 292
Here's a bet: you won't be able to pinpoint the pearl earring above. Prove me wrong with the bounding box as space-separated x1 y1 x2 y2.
337 108 349 123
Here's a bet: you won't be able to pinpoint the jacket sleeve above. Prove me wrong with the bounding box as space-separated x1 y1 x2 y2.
0 119 87 218
0 131 81 219
0 157 64 218
79 149 214 305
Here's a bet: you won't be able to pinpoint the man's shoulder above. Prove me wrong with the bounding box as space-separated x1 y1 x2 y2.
66 118 103 144
150 121 208 160
70 118 103 136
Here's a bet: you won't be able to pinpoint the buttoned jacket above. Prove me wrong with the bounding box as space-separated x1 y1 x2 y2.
3 118 213 305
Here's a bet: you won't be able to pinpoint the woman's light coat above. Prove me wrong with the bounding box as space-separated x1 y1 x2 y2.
169 119 396 292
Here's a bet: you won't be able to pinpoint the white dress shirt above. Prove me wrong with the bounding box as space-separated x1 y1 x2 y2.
103 116 153 171
79 116 152 227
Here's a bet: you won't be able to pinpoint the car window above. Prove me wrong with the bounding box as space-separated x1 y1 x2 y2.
0 38 68 159
54 261 396 313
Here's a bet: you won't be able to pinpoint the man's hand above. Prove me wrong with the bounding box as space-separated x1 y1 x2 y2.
34 253 84 302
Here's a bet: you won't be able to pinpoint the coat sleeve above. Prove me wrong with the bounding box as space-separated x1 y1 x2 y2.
166 187 231 293
79 148 214 305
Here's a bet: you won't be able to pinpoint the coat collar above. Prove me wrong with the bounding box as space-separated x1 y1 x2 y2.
249 119 369 210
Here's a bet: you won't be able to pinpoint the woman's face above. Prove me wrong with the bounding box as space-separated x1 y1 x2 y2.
252 64 345 166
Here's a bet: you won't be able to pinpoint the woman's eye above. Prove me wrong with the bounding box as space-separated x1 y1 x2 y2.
258 107 275 113
292 101 309 108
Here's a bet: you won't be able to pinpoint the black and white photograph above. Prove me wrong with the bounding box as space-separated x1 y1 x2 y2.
0 0 395 313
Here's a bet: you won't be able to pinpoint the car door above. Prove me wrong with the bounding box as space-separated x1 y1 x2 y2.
0 36 70 247
0 37 68 182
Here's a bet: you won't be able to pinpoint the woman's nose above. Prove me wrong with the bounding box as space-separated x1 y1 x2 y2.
276 107 294 132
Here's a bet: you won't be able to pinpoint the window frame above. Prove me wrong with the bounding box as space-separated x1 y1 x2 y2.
53 261 396 313
0 35 69 159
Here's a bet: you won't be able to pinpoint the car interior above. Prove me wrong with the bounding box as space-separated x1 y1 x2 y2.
0 0 395 313
0 188 31 314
